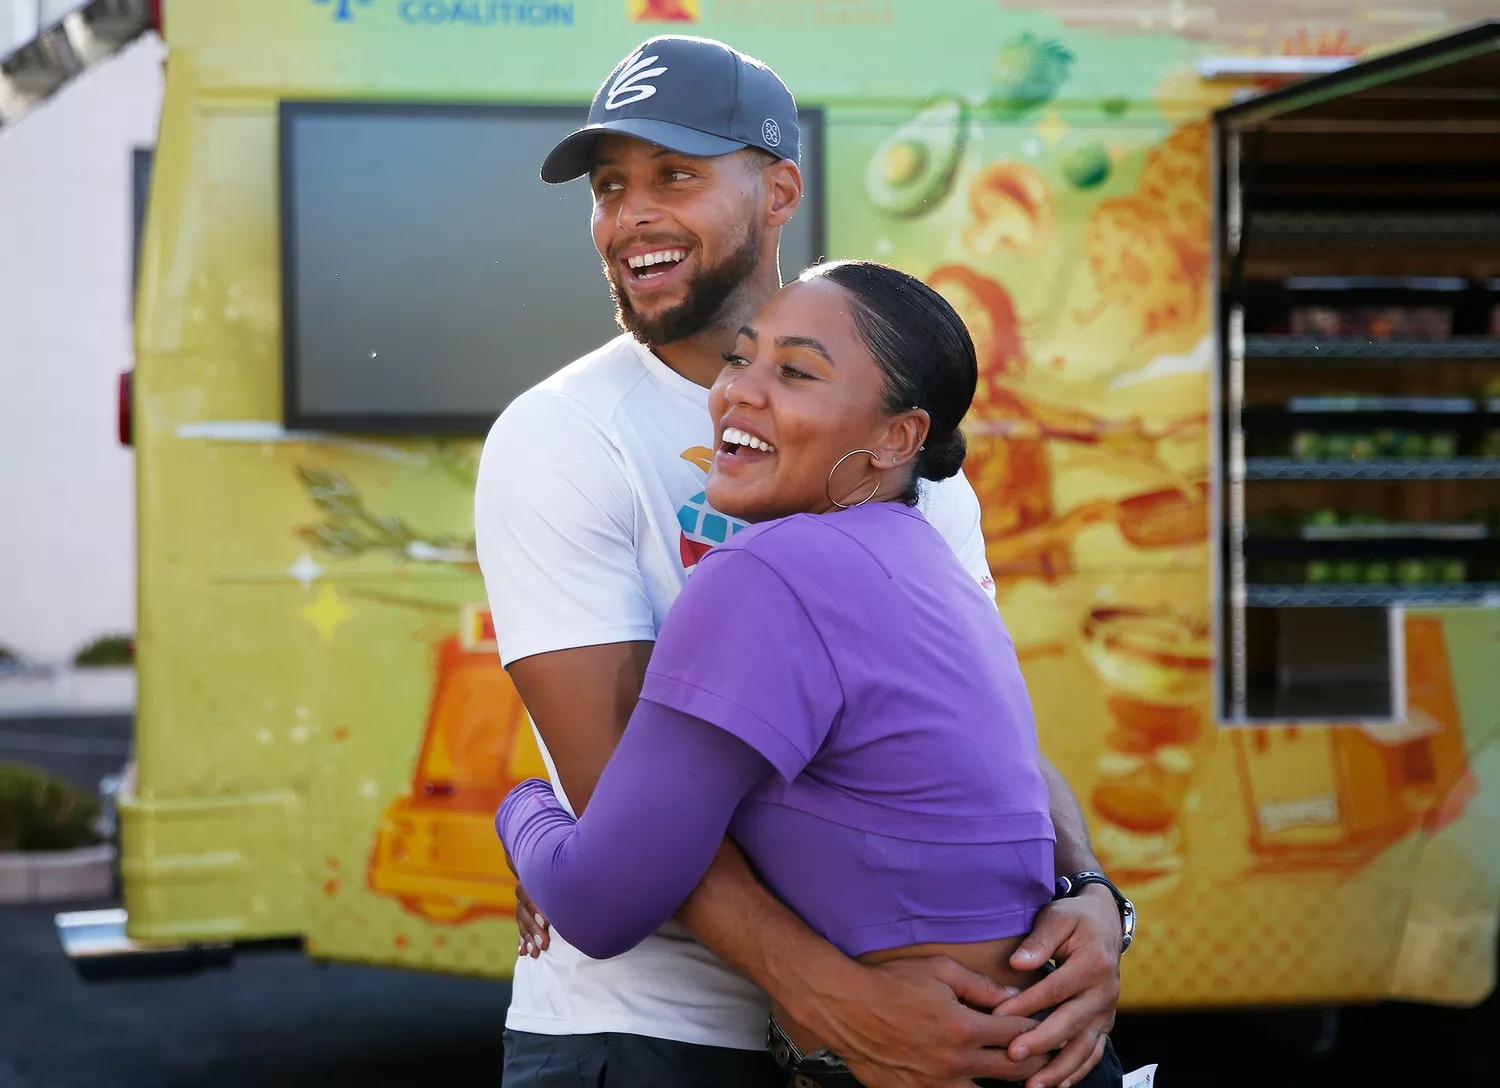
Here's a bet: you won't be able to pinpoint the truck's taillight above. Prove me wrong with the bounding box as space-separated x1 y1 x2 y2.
118 371 133 447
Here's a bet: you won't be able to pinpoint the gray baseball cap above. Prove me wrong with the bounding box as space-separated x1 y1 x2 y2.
541 35 799 184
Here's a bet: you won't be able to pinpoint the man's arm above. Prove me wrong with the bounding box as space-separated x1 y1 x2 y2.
995 754 1124 1088
681 842 1048 1088
1040 754 1103 873
507 642 654 816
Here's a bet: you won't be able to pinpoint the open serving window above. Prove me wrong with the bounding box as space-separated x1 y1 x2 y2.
278 101 826 435
1214 21 1500 721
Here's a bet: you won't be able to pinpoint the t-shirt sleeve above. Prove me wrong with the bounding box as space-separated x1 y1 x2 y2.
639 546 842 781
474 389 656 667
918 472 997 602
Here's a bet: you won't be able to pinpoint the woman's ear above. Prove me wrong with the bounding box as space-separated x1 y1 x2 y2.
765 160 802 229
877 408 929 471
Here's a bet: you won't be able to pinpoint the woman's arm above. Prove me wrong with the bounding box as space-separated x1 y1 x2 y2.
496 699 773 959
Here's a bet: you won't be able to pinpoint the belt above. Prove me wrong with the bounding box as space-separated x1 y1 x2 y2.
765 1016 1032 1088
766 1016 862 1088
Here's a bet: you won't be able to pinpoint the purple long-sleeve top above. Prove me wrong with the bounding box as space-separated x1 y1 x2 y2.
496 502 1055 961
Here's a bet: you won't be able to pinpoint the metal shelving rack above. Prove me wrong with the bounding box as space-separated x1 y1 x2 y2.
1242 458 1500 481
1244 336 1500 360
1214 23 1500 721
1244 584 1500 608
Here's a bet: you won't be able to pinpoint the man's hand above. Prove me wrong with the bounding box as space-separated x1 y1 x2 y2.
515 883 550 959
800 956 1048 1088
996 887 1122 1088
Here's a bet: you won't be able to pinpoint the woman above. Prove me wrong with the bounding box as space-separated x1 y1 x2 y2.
496 260 1124 1088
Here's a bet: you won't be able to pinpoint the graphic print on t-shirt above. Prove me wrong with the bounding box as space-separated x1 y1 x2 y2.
674 446 747 572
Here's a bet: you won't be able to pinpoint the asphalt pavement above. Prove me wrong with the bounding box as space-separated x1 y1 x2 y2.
1 900 507 1088
0 714 132 796
4 893 1495 1088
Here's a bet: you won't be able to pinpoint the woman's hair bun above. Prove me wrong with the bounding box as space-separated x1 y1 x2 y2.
916 427 967 482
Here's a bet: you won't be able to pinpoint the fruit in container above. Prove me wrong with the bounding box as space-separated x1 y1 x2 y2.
1364 561 1393 584
1426 432 1458 458
1397 432 1428 458
1334 560 1364 584
1349 435 1377 460
1323 434 1353 459
1291 431 1322 459
1396 558 1431 585
1306 560 1335 584
1436 558 1468 583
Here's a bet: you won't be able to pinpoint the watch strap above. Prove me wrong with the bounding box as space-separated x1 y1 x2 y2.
1054 870 1135 954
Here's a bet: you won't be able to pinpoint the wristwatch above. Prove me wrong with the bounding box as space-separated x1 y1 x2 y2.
1054 870 1135 955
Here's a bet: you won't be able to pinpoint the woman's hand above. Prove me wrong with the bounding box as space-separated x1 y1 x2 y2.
515 883 550 959
997 886 1122 1088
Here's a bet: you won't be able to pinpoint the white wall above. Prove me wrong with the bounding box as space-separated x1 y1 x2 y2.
0 33 163 666
1 1 92 57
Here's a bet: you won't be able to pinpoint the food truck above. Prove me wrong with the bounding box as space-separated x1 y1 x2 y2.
57 0 1499 1016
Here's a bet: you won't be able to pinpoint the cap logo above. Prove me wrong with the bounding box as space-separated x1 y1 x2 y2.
762 118 781 147
605 50 669 110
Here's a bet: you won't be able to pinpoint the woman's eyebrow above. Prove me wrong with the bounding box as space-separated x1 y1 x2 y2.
774 335 835 365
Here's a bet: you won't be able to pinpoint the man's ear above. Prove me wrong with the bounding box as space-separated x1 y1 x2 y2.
764 159 802 230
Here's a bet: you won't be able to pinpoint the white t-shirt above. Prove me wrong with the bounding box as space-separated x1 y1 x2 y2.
475 333 996 1050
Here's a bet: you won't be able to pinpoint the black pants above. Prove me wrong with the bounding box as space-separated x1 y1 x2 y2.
779 1038 1125 1088
502 1028 782 1088
502 1026 1124 1088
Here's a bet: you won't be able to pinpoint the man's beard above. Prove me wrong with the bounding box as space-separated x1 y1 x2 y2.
606 223 762 347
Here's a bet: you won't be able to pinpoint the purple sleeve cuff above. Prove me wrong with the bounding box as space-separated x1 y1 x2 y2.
492 701 771 959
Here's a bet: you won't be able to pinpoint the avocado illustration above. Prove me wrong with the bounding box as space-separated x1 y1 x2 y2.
865 98 968 218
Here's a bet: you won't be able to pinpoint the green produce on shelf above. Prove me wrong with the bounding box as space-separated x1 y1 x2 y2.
1397 432 1427 458
1291 431 1322 459
1334 560 1364 584
1364 561 1393 584
1427 433 1458 458
1437 558 1468 583
1396 558 1431 584
1323 434 1354 459
1306 560 1335 584
1303 507 1341 528
1349 435 1377 459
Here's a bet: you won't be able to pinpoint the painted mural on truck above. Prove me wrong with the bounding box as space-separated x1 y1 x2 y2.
126 0 1499 1006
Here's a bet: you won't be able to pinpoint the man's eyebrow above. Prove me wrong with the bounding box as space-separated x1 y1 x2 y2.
737 325 759 341
591 147 702 171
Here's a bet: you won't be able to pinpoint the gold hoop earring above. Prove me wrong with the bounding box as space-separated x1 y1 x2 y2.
826 449 880 510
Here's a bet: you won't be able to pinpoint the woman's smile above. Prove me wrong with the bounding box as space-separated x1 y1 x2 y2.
714 416 778 472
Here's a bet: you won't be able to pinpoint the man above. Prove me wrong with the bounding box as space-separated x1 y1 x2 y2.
475 35 1130 1088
